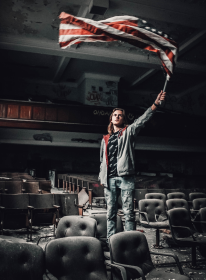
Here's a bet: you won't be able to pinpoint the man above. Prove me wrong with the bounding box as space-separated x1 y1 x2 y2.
99 90 166 241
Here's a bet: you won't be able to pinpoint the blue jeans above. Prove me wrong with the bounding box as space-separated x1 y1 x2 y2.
104 176 135 241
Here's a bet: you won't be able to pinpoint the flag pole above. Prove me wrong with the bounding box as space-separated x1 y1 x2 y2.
159 74 170 106
163 74 170 92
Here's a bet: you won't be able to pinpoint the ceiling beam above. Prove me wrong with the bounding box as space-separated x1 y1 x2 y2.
0 34 206 75
53 5 94 83
108 0 206 29
130 30 206 87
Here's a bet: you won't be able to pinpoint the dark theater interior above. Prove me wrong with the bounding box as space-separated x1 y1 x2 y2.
0 0 206 279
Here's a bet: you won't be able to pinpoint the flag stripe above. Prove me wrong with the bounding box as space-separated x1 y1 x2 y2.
59 13 178 76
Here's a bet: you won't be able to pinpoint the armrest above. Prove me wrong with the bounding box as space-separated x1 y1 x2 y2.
0 206 5 210
37 235 54 246
112 262 146 280
139 211 150 224
74 199 84 208
171 225 196 241
192 221 206 224
155 214 159 222
53 205 60 209
27 206 34 210
150 251 183 274
105 262 127 280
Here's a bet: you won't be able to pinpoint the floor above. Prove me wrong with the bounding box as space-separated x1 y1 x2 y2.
1 188 206 280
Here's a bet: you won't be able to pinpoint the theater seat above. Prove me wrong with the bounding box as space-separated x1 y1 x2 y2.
109 231 189 280
55 215 96 238
167 192 186 200
166 198 189 211
45 236 127 280
168 208 206 268
0 238 44 280
145 193 166 204
139 199 169 248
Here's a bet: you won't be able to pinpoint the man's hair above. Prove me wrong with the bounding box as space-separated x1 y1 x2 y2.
107 108 128 135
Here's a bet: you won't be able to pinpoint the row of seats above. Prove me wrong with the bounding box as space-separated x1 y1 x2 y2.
0 172 32 177
0 194 60 240
144 191 206 203
0 235 127 280
0 213 190 280
138 193 206 268
0 179 51 194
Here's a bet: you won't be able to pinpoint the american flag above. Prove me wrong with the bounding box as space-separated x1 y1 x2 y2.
59 12 178 77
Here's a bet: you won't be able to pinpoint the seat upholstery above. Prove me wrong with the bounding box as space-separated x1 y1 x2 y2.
89 213 123 259
4 181 23 194
189 192 206 201
55 215 96 238
109 231 189 280
45 236 126 280
139 199 169 248
0 182 5 193
0 239 44 280
145 193 166 203
199 207 206 233
28 194 60 240
0 194 29 235
90 213 123 240
168 208 206 267
167 192 186 200
193 198 206 211
139 199 168 227
166 199 189 211
23 182 40 193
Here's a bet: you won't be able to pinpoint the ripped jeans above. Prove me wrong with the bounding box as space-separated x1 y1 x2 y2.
104 176 135 241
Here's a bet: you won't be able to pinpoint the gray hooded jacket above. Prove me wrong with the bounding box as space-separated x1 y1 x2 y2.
99 107 155 187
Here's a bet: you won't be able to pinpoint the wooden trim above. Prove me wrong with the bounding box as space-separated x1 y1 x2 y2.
0 118 105 133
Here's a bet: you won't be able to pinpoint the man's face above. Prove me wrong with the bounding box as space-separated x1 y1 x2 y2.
111 110 124 127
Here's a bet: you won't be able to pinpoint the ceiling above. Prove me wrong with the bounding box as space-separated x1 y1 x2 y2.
0 0 206 116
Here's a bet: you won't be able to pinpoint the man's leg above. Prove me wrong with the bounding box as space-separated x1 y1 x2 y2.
120 176 135 231
104 177 120 241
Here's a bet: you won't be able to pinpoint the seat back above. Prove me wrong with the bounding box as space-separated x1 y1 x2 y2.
29 194 56 226
166 199 189 211
168 208 193 239
78 188 89 205
189 192 206 201
0 239 44 280
139 199 166 222
23 182 40 193
4 181 23 194
199 207 206 233
55 216 96 238
29 194 54 208
89 213 123 240
109 231 154 279
54 193 79 216
39 180 51 193
192 198 206 211
145 193 166 203
167 192 186 200
45 236 107 280
0 181 5 193
1 194 29 209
